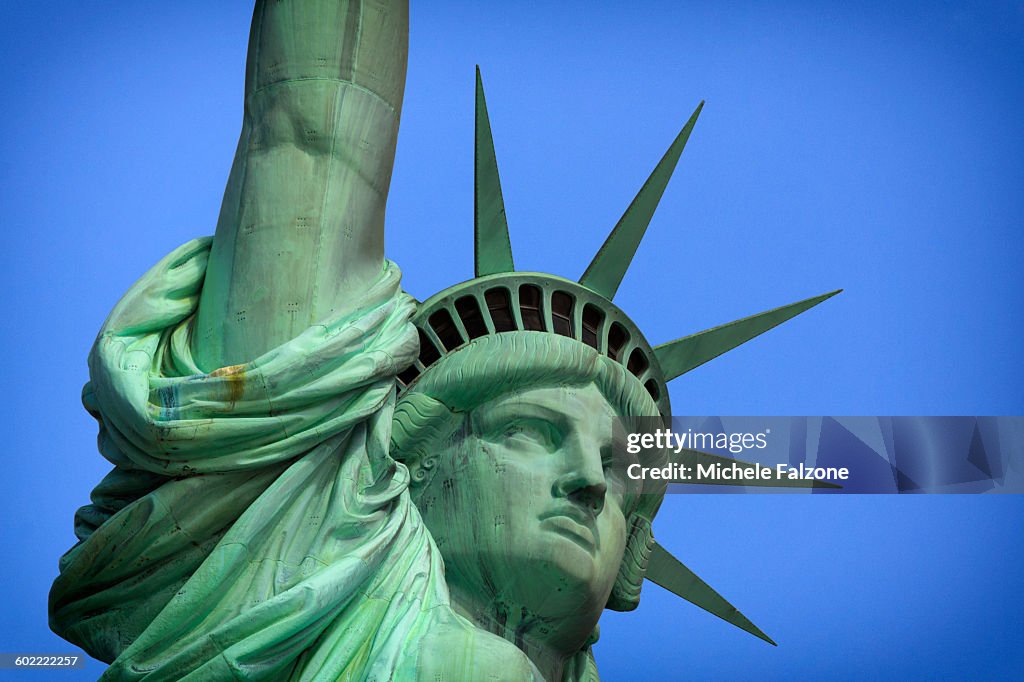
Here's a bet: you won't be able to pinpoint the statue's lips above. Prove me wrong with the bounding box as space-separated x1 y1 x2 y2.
538 510 597 553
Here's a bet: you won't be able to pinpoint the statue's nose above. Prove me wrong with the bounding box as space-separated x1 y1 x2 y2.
567 479 607 516
553 443 607 516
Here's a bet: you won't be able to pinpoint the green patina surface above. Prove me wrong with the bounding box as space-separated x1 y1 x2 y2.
50 2 837 680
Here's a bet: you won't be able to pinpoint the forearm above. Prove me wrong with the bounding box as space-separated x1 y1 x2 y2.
194 0 408 371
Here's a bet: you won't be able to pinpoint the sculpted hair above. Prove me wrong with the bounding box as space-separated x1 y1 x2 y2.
390 331 667 611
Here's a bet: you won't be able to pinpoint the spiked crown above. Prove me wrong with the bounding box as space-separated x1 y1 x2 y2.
396 67 839 416
393 69 840 646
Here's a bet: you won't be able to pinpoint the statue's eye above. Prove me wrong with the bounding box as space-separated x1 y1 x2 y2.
501 418 561 451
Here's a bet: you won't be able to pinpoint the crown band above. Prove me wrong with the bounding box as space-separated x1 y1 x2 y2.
398 272 669 415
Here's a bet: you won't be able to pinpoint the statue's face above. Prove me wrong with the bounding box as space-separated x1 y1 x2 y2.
417 383 631 622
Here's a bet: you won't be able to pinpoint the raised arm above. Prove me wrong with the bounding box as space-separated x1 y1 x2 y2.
193 0 408 370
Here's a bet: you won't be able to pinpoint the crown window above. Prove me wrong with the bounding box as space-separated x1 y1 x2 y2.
607 322 630 361
518 285 545 331
455 295 488 339
485 288 517 332
581 303 603 350
429 309 464 351
551 291 575 338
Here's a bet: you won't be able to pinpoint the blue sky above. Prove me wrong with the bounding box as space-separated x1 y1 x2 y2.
1 2 1022 680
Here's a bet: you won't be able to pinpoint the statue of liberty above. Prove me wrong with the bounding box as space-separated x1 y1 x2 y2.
49 1 837 679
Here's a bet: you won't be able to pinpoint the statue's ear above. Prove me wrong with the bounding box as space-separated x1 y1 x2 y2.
606 516 654 611
391 392 464 495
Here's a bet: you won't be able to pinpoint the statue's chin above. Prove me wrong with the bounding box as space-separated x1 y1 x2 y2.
527 548 615 616
449 545 613 624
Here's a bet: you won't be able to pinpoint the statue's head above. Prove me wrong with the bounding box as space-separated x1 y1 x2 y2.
392 328 668 624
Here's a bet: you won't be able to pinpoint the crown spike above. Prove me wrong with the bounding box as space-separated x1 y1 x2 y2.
646 542 777 646
474 67 514 277
655 290 841 381
579 101 704 300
